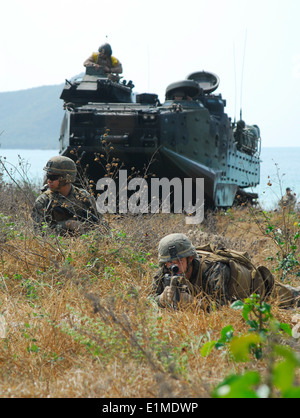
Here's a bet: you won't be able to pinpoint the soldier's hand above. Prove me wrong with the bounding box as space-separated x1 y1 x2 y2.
65 220 85 234
179 292 194 307
159 286 175 307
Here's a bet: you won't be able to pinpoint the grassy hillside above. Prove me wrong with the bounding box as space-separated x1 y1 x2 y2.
0 84 64 149
0 173 299 398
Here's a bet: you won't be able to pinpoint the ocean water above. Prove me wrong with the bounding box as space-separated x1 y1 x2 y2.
0 149 58 186
248 147 300 210
0 147 299 210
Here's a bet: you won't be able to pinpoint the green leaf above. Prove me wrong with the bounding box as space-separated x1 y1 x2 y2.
246 320 259 331
242 304 253 321
213 372 260 398
220 325 234 342
273 361 295 393
282 387 300 399
260 302 272 316
272 345 300 394
229 334 262 362
201 341 216 357
274 345 300 366
231 300 244 310
215 342 226 350
279 323 292 336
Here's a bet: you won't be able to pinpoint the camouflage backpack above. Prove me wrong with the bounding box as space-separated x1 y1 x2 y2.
195 244 275 301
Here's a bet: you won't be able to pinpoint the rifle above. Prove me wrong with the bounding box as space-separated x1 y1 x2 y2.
162 264 184 309
51 205 99 224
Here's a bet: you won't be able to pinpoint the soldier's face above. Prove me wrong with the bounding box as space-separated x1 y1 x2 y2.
47 174 63 191
99 50 107 59
174 95 184 100
166 257 188 275
48 179 60 191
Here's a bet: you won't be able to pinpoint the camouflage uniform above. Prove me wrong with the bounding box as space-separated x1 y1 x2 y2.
31 155 100 235
280 189 297 210
31 185 99 234
152 233 300 310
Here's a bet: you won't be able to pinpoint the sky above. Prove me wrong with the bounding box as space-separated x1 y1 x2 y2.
1 0 300 147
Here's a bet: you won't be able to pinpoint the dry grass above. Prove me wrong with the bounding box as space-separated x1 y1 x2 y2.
0 182 299 398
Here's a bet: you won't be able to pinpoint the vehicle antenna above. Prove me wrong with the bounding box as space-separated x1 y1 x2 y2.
233 42 237 124
240 28 248 121
147 44 150 91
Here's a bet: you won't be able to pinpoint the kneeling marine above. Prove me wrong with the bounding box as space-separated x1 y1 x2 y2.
31 156 100 235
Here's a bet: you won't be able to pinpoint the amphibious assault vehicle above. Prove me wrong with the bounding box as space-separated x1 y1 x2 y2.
59 67 261 208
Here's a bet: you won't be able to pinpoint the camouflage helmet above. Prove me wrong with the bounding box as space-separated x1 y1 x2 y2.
158 233 198 266
43 156 77 183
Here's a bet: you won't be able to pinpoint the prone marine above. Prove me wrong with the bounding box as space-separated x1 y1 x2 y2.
152 233 300 310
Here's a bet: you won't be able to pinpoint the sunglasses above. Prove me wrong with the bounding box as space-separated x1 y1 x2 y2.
47 174 60 181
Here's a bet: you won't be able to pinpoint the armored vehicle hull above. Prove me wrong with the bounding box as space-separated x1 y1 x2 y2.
59 69 261 209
